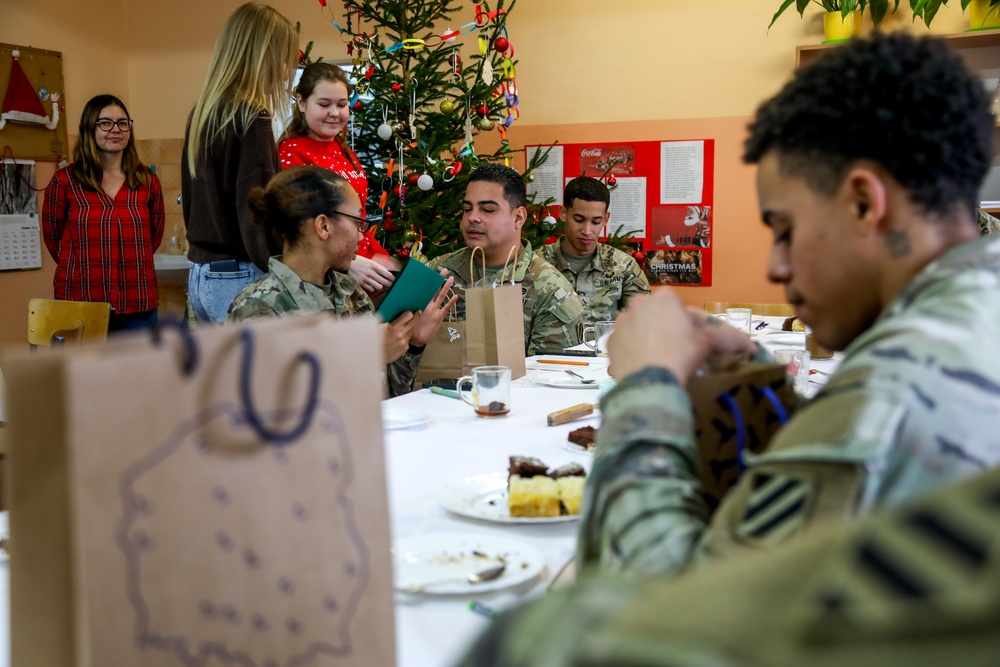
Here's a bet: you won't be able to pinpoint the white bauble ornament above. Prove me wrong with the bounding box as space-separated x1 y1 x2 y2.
543 215 557 226
417 173 434 191
377 123 393 140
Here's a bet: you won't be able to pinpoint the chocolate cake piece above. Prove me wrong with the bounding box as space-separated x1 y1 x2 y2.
549 462 586 479
567 425 596 450
508 455 549 479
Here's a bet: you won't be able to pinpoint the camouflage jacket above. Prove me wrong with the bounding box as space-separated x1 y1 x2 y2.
427 240 584 355
577 236 1000 577
226 256 420 397
459 463 1000 667
536 239 650 325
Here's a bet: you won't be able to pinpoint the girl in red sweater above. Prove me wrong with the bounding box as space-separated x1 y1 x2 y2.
279 62 396 296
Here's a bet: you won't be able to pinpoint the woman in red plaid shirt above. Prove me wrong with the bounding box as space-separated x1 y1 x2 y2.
42 94 165 332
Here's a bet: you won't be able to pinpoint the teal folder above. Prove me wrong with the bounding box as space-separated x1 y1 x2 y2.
375 259 446 322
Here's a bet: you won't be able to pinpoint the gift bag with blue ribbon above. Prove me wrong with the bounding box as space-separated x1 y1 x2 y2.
688 359 795 514
2 314 394 667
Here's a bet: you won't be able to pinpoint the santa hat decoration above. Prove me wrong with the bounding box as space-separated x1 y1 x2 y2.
0 50 60 131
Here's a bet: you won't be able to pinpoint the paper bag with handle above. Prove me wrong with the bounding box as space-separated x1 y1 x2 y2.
687 357 794 514
415 247 526 385
2 315 395 667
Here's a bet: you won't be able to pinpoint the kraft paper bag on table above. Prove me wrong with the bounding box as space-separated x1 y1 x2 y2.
2 315 395 667
414 247 526 385
688 359 794 514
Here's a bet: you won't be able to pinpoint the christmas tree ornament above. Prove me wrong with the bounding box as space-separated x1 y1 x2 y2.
439 98 455 114
472 0 484 4
392 120 406 136
475 117 496 132
475 104 489 117
398 247 410 259
493 37 509 53
392 184 401 196
377 123 393 140
391 83 402 93
524 172 535 182
543 215 557 226
407 173 420 185
417 173 434 191
632 249 646 270
403 228 417 244
449 51 462 77
607 175 618 187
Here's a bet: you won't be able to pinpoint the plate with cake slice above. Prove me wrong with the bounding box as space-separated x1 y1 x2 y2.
439 457 587 524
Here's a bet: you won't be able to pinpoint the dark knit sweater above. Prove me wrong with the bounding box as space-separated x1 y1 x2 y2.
181 109 281 271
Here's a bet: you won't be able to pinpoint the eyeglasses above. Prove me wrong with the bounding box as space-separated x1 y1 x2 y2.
335 210 371 233
95 118 133 132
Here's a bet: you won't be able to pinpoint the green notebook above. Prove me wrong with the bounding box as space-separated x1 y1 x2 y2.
375 259 446 322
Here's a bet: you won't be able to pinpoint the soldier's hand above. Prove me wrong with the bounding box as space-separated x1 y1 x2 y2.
410 274 459 347
607 290 711 386
382 312 416 364
685 307 757 360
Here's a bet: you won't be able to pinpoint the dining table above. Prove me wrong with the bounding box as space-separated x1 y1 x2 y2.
0 322 839 667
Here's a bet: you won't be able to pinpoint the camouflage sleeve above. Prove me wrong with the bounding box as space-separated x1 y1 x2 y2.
523 271 584 356
576 366 709 576
386 349 421 398
620 257 651 308
226 297 279 323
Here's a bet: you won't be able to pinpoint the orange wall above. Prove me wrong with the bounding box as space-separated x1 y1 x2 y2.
0 0 974 348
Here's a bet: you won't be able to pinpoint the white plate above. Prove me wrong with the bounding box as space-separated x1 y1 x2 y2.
393 532 545 595
757 332 806 345
383 407 431 430
535 376 600 390
439 472 580 524
563 441 594 456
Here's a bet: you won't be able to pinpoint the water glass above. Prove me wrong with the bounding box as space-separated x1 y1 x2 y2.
582 321 616 357
774 348 810 395
724 308 752 335
457 366 511 418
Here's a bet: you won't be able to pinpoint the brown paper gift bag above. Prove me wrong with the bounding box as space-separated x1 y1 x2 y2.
2 315 395 667
688 360 793 513
415 248 526 385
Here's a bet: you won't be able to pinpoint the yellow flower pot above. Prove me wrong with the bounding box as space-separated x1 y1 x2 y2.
824 10 862 43
969 0 1000 30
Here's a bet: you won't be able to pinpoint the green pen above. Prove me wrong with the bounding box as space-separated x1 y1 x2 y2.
429 386 459 399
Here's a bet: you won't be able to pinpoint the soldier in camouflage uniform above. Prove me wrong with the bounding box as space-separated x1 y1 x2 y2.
226 165 456 397
456 32 1000 665
536 176 649 325
461 465 1000 666
427 163 583 355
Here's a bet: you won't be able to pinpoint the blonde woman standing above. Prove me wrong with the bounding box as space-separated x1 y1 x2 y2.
182 2 298 324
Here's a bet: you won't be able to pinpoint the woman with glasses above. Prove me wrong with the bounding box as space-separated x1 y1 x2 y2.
279 62 396 298
182 2 298 324
228 166 457 397
42 94 164 332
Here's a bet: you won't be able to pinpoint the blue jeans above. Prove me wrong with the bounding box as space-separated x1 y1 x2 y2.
188 260 264 324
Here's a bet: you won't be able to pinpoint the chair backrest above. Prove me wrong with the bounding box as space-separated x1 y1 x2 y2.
704 301 796 317
27 298 111 349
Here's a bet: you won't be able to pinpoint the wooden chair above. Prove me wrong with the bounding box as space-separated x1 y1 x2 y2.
27 298 111 350
703 301 796 317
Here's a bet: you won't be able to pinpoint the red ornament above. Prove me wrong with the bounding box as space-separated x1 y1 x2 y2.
493 37 509 53
391 83 402 93
353 100 362 109
606 175 617 187
407 173 420 185
632 249 646 269
297 49 305 62
398 247 410 259
383 212 397 233
392 184 401 196
475 104 489 117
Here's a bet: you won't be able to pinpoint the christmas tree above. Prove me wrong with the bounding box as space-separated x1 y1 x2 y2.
315 0 556 261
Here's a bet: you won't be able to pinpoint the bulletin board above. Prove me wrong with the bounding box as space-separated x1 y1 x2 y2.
525 139 715 286
0 43 68 162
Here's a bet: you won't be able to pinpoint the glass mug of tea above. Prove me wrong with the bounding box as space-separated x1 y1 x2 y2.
582 320 616 357
456 366 511 418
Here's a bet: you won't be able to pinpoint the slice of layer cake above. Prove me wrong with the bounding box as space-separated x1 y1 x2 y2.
508 475 561 517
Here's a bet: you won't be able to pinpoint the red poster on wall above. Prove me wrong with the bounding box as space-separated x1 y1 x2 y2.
526 139 714 286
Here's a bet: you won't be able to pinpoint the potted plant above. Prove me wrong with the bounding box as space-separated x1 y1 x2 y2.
910 0 1000 29
770 0 901 37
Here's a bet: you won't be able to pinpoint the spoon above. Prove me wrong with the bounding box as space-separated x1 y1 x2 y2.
397 563 506 593
565 370 596 384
